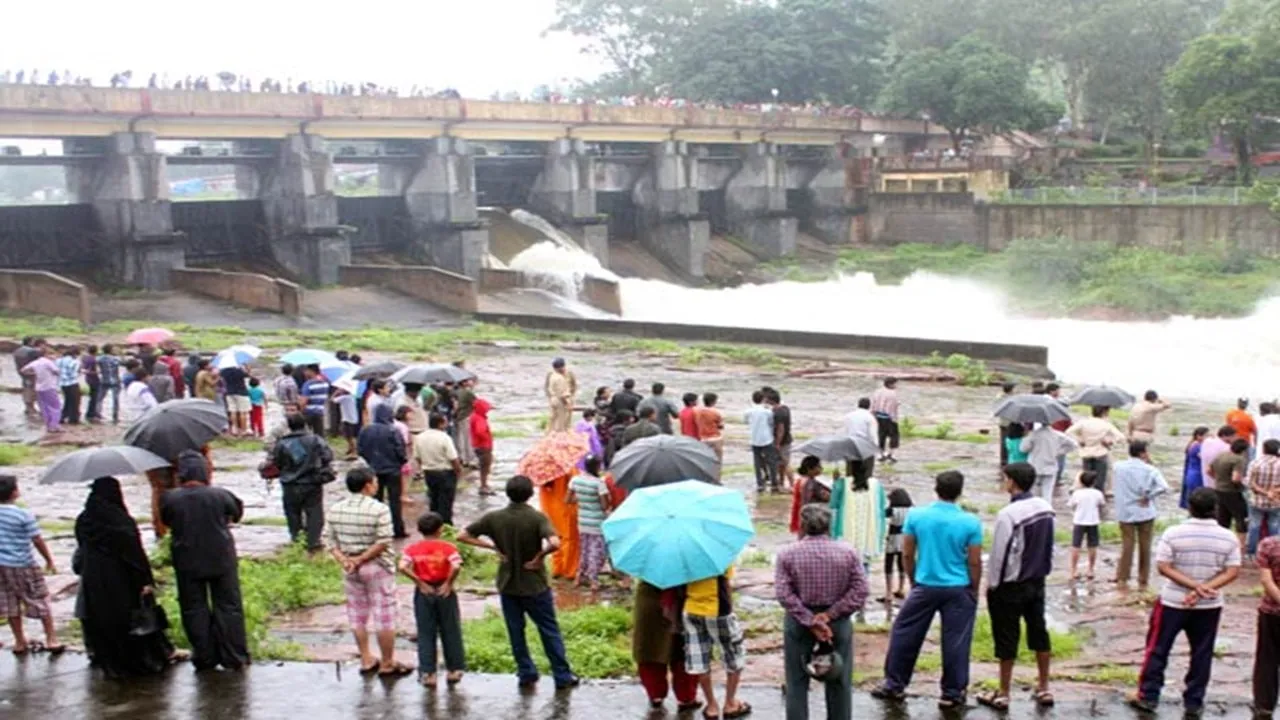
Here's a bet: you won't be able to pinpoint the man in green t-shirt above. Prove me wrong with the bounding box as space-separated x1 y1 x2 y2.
458 475 579 690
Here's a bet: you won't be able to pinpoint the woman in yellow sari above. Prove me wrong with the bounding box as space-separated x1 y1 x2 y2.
540 474 580 579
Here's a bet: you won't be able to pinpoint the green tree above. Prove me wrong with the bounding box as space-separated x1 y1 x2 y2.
1166 33 1280 182
657 0 885 105
548 0 733 96
878 36 1050 150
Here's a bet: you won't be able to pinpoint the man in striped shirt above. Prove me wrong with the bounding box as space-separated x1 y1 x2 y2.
300 365 330 436
1128 487 1241 715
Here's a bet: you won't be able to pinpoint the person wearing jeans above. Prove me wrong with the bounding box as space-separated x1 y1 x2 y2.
1112 441 1171 589
81 345 101 422
459 475 579 690
1248 440 1280 556
400 511 465 687
873 471 983 709
56 346 82 426
745 391 778 492
272 414 334 551
775 504 869 720
357 404 409 539
413 412 462 525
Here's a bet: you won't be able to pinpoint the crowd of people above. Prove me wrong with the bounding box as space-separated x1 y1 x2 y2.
0 67 878 117
8 343 1280 719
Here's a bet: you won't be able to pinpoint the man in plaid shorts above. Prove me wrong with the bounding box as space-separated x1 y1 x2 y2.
325 467 410 676
683 568 750 718
0 475 62 654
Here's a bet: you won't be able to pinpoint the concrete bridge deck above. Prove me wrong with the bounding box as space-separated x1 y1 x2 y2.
0 84 947 144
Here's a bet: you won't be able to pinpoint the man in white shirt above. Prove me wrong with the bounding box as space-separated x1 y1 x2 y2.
844 397 880 485
744 390 778 493
412 411 462 525
1257 402 1280 448
1067 407 1127 494
123 366 159 423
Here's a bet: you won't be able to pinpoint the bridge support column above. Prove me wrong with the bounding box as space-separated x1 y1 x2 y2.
402 137 488 279
632 141 709 279
66 132 183 290
800 145 867 245
529 138 609 266
724 142 797 258
257 134 351 286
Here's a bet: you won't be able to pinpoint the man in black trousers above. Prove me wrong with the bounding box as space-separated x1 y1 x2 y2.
160 450 250 671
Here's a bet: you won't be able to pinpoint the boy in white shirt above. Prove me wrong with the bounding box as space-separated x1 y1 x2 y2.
1068 470 1106 581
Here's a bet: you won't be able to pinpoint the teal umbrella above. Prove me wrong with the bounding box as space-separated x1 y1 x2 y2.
602 480 755 590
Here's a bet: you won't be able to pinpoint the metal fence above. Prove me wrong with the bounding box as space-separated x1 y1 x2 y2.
992 186 1246 205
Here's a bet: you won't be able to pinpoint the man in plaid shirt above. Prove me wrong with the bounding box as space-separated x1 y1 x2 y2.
1249 439 1280 557
775 504 869 720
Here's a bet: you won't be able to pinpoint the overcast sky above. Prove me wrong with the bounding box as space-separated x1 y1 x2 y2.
4 0 608 95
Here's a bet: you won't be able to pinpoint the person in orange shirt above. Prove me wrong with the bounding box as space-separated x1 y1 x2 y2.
1227 398 1258 448
694 393 725 481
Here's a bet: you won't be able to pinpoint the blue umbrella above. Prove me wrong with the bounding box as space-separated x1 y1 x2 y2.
320 359 358 383
279 348 337 367
213 344 261 370
602 480 755 590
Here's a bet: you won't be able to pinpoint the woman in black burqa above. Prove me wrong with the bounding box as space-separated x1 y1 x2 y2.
75 476 176 678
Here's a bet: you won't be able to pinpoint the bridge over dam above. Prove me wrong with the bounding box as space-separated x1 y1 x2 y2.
0 84 957 290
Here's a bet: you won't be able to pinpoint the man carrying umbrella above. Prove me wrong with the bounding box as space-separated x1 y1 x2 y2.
775 504 869 720
160 450 249 671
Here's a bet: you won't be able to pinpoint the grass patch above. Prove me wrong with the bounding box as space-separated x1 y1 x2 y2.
240 516 289 527
1055 663 1140 685
738 549 773 569
924 461 959 474
443 526 500 586
208 436 264 453
0 443 42 466
464 604 632 679
153 539 344 660
491 427 533 440
970 615 1085 663
38 519 76 534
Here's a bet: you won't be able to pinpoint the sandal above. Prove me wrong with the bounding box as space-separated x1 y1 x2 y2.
378 662 415 677
702 712 721 720
1032 689 1055 707
937 695 966 710
358 662 380 675
976 691 1010 711
10 645 30 656
870 685 907 702
678 700 705 712
446 672 463 685
44 644 66 656
422 674 438 688
724 701 752 718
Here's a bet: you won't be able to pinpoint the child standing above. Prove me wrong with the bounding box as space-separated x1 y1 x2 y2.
1068 470 1106 582
884 486 914 603
334 388 359 460
0 475 63 654
469 398 494 496
568 456 611 591
247 377 267 438
399 512 465 688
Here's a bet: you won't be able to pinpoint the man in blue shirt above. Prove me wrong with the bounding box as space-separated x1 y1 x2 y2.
743 390 778 494
873 470 983 709
1113 440 1171 590
300 365 331 437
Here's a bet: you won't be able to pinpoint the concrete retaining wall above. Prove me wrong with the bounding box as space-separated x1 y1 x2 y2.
867 194 1280 253
340 264 479 313
480 268 623 315
171 268 303 316
0 269 91 325
472 312 1048 366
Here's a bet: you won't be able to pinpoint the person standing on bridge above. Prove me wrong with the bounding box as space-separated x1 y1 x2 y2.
545 358 577 434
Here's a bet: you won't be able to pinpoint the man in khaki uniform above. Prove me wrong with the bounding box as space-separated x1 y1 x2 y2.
545 358 576 433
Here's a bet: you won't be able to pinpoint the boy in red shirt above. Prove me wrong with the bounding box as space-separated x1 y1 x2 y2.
399 512 465 688
469 398 494 496
679 393 701 439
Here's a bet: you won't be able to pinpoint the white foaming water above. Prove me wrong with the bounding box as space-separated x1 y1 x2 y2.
618 272 1280 401
507 209 618 299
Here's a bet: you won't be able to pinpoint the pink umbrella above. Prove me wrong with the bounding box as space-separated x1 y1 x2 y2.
126 327 175 345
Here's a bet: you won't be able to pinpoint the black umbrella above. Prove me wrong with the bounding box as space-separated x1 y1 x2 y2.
353 361 404 381
123 399 229 460
791 435 870 462
993 394 1072 426
1069 385 1135 409
39 445 171 484
392 364 475 386
610 435 719 491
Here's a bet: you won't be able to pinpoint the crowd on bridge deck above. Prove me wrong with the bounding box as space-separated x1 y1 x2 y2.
0 67 876 118
10 335 1280 719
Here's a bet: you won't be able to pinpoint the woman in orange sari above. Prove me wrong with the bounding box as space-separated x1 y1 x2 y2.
540 474 580 579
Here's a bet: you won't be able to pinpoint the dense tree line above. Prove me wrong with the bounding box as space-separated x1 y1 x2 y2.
550 0 1280 174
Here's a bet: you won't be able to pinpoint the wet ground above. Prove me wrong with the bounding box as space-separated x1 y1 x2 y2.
0 335 1264 712
0 653 1251 719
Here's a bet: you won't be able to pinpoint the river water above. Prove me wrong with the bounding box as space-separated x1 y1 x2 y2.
498 210 1277 401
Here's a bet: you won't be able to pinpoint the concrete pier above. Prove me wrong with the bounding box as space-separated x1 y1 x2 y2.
632 141 710 278
256 134 351 286
724 142 797 258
